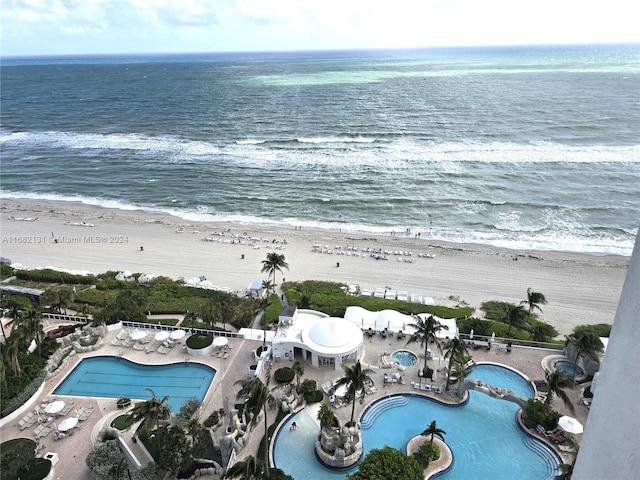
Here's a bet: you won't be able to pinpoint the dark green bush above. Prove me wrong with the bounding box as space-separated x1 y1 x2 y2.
203 410 220 428
523 399 560 430
413 441 441 468
186 334 213 349
15 268 95 284
274 367 295 383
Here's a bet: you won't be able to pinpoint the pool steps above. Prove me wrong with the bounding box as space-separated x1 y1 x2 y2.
522 434 561 476
360 395 409 429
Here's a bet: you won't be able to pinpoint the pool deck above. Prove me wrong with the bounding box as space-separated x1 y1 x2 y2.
1 322 587 479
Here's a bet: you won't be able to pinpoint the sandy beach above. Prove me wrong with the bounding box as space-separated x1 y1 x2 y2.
1 198 630 336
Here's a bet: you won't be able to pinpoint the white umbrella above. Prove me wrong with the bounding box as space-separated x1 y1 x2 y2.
170 329 186 340
491 332 496 343
213 337 228 348
57 417 79 431
154 331 170 342
130 330 146 341
558 415 583 434
469 329 474 340
45 400 66 414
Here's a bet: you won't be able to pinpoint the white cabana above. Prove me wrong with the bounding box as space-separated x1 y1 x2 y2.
271 309 363 370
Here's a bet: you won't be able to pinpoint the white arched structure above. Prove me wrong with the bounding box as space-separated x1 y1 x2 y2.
271 309 363 370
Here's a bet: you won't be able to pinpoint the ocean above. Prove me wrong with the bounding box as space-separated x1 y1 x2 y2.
1 44 638 256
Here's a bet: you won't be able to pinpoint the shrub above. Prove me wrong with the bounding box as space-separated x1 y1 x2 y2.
203 410 220 428
414 441 441 468
523 399 560 430
273 367 295 383
111 414 133 430
15 268 96 284
186 334 213 349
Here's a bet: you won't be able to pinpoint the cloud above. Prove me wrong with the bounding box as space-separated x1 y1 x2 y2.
1 0 638 56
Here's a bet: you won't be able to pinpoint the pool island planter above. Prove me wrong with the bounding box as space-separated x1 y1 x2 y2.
406 436 453 479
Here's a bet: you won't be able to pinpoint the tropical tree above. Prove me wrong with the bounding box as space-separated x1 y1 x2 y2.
317 402 337 428
420 420 447 466
443 337 469 392
545 370 577 414
4 340 22 376
128 388 171 451
406 315 443 374
257 296 273 349
566 332 604 377
20 308 45 357
261 252 289 287
334 360 374 426
521 288 547 320
235 377 276 470
262 279 275 295
292 360 305 393
224 455 292 480
346 446 423 480
501 305 529 336
449 358 472 396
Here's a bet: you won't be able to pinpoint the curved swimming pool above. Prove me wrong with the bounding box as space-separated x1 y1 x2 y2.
272 364 559 479
53 356 216 412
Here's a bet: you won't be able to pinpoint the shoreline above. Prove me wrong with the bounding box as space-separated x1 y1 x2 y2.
1 198 631 336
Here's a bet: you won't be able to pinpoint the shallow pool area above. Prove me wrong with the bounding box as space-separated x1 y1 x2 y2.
554 360 584 378
391 350 418 367
53 356 216 411
272 364 559 479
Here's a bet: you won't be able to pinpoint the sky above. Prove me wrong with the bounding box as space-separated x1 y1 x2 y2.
1 0 638 57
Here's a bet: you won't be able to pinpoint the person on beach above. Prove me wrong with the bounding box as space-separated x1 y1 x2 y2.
290 422 297 431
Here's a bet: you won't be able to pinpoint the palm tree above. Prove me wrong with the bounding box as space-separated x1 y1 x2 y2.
128 388 171 451
235 377 276 470
261 252 289 287
406 315 443 374
545 370 577 414
224 455 292 480
521 288 547 320
334 360 374 426
292 360 305 393
566 332 603 377
20 308 44 357
420 420 446 466
262 279 275 295
4 340 22 376
443 337 469 392
449 358 472 396
501 304 529 336
257 295 273 349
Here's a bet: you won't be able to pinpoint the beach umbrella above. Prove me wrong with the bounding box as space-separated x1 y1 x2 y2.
130 330 146 341
170 329 186 340
58 417 79 431
469 329 474 340
491 332 496 343
558 415 583 434
154 331 170 342
213 337 229 349
45 400 65 414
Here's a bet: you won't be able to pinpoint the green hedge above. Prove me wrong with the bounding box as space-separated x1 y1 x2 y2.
15 268 95 284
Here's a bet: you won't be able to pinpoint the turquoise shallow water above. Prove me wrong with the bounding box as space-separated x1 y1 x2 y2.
53 356 216 412
1 44 638 255
273 364 559 479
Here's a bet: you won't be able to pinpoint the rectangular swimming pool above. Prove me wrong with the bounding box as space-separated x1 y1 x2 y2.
54 356 216 411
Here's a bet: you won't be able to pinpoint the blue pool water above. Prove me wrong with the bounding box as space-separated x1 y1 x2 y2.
554 360 584 378
272 364 559 479
53 356 216 412
392 350 418 367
